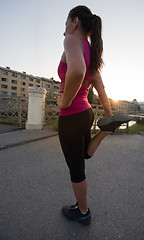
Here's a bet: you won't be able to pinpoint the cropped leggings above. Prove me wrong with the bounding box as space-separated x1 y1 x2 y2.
58 108 94 183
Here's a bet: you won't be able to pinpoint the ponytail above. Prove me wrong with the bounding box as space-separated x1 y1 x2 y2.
90 15 104 75
68 6 104 75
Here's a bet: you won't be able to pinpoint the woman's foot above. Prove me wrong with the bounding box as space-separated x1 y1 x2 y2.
62 202 91 225
97 114 132 132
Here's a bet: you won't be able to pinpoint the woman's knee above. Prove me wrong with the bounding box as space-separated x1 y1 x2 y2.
85 153 92 159
70 169 86 183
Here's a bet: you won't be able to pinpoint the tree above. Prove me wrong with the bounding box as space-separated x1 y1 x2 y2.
132 99 141 113
88 85 94 104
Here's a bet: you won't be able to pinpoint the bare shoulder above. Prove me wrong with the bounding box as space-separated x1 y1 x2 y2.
64 34 81 49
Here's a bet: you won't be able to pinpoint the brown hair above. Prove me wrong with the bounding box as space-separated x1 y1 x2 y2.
68 5 104 74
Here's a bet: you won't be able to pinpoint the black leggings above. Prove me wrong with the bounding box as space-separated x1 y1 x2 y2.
58 108 94 183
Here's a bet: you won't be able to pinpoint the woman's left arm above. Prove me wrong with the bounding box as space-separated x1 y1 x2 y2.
57 35 86 109
91 72 113 117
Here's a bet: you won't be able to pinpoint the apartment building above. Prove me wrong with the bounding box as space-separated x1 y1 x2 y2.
0 66 60 100
42 77 60 102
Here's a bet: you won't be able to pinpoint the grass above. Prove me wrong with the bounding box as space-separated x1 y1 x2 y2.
45 119 58 131
91 123 144 135
113 123 144 135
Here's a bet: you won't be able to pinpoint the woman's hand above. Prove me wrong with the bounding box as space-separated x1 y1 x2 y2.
57 94 71 109
57 94 64 108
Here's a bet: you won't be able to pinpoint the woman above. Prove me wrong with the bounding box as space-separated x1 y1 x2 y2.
57 6 131 225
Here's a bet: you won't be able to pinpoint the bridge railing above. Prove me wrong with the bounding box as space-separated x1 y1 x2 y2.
0 95 28 127
0 95 143 129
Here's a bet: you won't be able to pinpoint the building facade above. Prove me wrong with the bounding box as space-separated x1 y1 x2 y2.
0 66 60 101
41 77 60 103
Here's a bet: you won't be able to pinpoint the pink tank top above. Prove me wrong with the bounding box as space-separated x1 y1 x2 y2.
57 38 92 116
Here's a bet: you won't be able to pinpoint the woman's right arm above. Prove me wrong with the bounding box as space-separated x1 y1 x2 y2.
57 34 86 109
91 72 113 117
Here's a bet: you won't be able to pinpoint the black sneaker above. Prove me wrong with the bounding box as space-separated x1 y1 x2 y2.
62 202 91 225
97 113 132 132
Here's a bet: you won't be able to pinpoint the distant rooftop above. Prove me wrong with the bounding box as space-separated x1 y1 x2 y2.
0 66 59 83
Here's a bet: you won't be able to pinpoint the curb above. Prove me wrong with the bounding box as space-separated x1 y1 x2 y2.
0 132 58 151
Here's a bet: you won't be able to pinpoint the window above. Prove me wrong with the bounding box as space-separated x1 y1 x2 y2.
20 88 25 92
46 84 51 88
2 71 8 75
21 94 25 97
12 80 17 84
36 85 40 87
11 92 17 96
12 73 17 77
1 84 8 89
21 81 26 85
21 75 26 79
29 78 33 81
54 86 59 90
1 91 7 95
1 78 8 82
36 79 40 83
11 86 17 90
29 83 33 86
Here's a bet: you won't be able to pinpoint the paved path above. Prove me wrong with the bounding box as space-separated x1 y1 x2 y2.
0 124 21 134
0 130 144 240
0 125 58 150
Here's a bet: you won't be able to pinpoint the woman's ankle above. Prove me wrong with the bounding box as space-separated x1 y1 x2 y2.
79 207 88 213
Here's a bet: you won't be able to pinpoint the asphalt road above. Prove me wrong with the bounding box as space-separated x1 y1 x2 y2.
0 134 144 240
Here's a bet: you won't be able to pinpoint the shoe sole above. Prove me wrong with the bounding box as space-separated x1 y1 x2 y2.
78 215 91 226
97 114 132 131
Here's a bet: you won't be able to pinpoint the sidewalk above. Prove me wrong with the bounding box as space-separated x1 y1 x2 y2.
0 124 58 150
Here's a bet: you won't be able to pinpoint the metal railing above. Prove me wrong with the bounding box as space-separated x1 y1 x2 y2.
0 95 28 127
44 101 144 130
44 103 59 129
0 95 143 129
92 104 104 131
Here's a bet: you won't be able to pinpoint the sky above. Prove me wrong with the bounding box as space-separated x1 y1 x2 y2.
0 0 144 102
